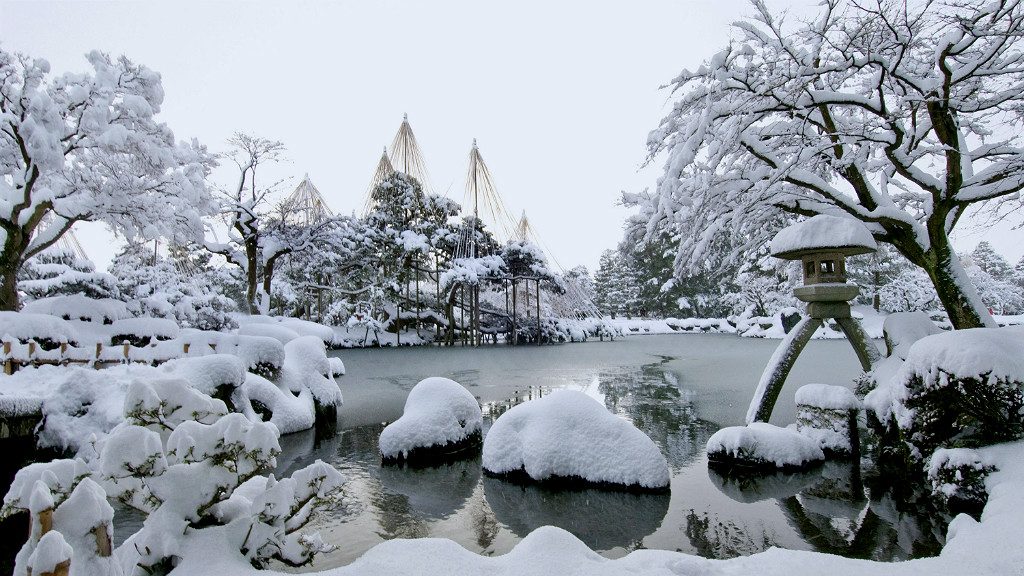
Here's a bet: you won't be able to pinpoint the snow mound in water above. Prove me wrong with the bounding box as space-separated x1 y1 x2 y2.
482 389 670 490
707 422 824 469
379 377 482 461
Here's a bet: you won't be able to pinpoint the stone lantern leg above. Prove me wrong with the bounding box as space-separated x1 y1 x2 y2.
746 215 883 424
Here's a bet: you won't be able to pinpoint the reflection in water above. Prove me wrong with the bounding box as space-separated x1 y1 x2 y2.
377 458 480 520
262 347 953 570
483 476 670 551
708 459 949 561
684 509 781 559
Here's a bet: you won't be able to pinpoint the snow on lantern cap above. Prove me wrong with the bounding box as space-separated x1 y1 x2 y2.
769 215 877 260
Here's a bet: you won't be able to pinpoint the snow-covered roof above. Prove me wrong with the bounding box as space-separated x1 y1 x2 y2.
770 215 877 259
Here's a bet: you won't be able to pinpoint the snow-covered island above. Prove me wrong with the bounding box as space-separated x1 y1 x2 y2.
379 377 483 464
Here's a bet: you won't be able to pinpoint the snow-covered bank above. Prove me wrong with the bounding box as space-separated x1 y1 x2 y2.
607 307 1024 340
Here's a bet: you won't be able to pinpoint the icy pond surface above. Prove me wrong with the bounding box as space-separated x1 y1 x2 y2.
267 334 949 570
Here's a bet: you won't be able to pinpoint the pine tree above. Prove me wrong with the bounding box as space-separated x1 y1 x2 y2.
970 241 1014 281
18 248 120 301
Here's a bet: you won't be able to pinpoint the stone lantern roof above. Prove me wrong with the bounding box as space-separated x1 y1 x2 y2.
770 215 877 260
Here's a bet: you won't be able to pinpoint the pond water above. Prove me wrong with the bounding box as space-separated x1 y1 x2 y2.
269 334 950 571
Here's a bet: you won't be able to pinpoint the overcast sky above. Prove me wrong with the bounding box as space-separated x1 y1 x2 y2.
1 0 1021 272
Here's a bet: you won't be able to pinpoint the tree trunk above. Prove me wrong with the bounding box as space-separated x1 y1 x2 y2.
0 262 19 311
244 239 259 315
924 244 998 329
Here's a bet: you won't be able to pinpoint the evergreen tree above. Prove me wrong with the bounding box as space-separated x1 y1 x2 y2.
18 247 120 301
970 241 1014 281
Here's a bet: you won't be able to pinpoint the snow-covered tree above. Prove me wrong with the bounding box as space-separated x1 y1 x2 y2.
878 268 942 314
0 48 214 311
970 241 1014 281
965 257 1024 314
847 245 902 311
638 0 1024 329
19 247 119 301
109 241 236 330
204 133 336 315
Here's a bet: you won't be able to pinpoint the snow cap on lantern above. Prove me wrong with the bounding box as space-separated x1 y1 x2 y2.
770 215 876 287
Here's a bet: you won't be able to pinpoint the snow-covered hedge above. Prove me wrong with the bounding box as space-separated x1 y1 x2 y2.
379 377 482 463
706 422 825 470
482 390 669 490
109 317 180 347
0 312 78 348
22 295 132 324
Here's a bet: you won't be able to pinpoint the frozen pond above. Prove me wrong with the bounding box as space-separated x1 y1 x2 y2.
270 334 949 570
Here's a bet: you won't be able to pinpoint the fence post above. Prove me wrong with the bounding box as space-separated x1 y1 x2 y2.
95 342 102 369
3 339 11 375
183 342 190 355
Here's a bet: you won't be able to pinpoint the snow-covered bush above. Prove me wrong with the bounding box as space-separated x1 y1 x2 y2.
280 336 342 414
0 312 78 348
22 295 131 325
2 461 119 576
109 318 180 347
483 390 669 490
37 370 135 453
237 323 300 344
878 269 942 314
109 243 237 332
6 392 346 575
379 377 482 463
794 384 861 456
182 332 284 379
898 328 1024 456
927 448 996 510
19 247 120 302
706 423 824 470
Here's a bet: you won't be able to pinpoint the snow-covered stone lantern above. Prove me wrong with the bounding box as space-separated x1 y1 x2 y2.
769 214 877 319
747 215 882 425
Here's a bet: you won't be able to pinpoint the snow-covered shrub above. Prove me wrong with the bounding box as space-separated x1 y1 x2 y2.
237 322 300 344
109 243 238 332
37 370 135 453
279 336 343 420
19 247 120 302
483 390 669 490
898 327 1024 456
0 312 78 349
182 332 284 379
795 384 861 456
240 373 315 435
379 377 482 463
122 378 228 432
108 318 180 347
22 295 132 325
156 355 247 412
2 463 119 576
882 312 943 360
706 422 824 470
927 448 996 510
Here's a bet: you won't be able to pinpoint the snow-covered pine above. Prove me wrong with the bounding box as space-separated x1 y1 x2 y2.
0 48 215 312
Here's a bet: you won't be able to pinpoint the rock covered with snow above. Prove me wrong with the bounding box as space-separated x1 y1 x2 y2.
482 390 669 490
379 377 482 462
795 384 861 456
882 311 943 360
707 422 825 469
795 384 861 411
769 215 877 259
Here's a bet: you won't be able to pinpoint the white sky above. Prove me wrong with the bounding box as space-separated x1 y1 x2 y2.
1 0 1021 272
